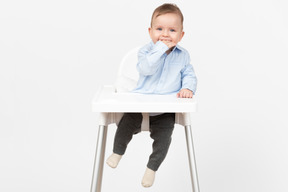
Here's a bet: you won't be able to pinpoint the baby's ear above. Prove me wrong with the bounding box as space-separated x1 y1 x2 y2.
179 31 185 41
148 28 152 37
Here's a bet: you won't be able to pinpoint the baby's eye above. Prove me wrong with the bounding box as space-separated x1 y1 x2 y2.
156 28 162 31
170 29 176 32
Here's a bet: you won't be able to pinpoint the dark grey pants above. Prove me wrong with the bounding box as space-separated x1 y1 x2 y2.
113 113 175 171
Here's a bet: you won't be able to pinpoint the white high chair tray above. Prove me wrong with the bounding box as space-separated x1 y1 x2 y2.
92 85 198 113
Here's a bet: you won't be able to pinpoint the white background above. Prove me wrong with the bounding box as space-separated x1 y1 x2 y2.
1 0 288 191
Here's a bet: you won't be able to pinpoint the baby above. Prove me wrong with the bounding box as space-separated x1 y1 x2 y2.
106 3 197 187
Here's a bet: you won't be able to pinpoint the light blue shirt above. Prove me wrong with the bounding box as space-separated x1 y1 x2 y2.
133 41 197 95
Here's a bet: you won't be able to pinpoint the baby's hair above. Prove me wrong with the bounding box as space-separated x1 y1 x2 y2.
150 3 184 28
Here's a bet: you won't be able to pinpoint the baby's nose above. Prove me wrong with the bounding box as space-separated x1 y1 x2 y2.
162 29 169 36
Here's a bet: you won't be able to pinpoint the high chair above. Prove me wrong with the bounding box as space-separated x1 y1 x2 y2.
90 47 200 192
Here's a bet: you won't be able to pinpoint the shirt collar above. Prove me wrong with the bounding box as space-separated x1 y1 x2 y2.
173 44 184 52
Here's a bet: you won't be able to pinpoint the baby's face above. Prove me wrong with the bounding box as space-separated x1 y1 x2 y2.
149 13 184 46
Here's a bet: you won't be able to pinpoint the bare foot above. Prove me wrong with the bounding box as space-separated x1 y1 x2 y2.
106 153 122 168
141 168 156 187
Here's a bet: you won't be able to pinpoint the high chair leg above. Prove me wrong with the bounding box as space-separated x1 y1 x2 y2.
185 125 200 192
90 125 108 192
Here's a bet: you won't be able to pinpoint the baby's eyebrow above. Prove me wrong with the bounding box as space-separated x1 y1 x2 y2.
153 24 179 29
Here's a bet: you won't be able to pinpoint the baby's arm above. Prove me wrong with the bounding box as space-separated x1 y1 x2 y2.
137 41 169 76
178 52 197 98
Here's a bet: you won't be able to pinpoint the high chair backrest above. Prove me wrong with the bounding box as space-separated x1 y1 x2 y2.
115 46 141 93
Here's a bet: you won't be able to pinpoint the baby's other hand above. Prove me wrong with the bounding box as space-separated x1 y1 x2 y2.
177 89 193 98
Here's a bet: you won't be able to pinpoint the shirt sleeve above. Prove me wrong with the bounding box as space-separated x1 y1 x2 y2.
136 41 169 76
181 52 197 95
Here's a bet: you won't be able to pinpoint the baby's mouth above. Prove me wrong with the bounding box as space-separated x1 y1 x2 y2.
160 38 172 42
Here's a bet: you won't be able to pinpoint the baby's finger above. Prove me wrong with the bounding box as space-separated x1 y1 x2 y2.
181 91 185 98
